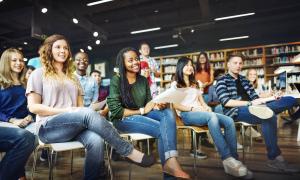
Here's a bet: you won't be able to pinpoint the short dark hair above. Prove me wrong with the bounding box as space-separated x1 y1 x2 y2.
90 70 101 76
139 42 150 50
26 65 36 71
227 52 245 62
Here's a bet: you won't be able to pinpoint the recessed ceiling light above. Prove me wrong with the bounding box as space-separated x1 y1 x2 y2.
24 42 28 45
87 0 114 6
0 0 4 3
95 40 101 45
130 27 161 34
72 18 79 24
104 19 109 23
87 46 92 50
80 49 85 52
219 35 249 41
190 29 194 33
214 12 255 21
154 44 178 49
41 8 48 13
23 58 28 61
93 32 99 37
154 9 159 13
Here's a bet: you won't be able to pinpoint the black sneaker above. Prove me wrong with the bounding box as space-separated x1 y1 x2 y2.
189 150 207 159
40 149 48 162
201 138 215 148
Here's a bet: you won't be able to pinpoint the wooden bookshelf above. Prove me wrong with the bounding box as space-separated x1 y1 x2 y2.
154 41 300 89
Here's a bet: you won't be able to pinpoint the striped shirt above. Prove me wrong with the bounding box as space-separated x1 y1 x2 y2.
215 73 259 119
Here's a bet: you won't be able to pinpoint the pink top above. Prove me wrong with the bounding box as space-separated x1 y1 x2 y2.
26 68 83 133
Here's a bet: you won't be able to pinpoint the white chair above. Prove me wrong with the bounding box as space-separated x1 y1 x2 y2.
31 139 84 180
235 121 255 163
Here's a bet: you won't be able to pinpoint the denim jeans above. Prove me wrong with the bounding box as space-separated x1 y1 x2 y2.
115 108 178 165
236 96 297 160
0 127 36 180
180 111 238 160
38 108 134 180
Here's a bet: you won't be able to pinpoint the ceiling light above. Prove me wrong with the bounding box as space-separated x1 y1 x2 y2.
219 36 249 41
154 9 159 13
87 0 114 6
191 29 194 33
154 44 178 49
87 46 92 50
104 19 109 23
41 8 48 13
72 18 79 24
0 0 4 3
214 12 255 21
23 42 28 45
23 58 28 61
80 49 85 52
93 32 99 37
130 27 161 34
95 40 101 45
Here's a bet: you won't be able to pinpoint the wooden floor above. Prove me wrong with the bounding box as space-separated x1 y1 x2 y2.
27 119 300 180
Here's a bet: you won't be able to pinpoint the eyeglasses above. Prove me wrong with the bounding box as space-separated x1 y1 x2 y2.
75 58 88 63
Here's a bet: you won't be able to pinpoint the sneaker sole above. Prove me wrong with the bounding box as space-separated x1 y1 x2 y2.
224 164 248 177
249 106 274 119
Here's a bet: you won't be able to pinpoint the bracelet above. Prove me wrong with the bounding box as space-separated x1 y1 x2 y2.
139 108 145 115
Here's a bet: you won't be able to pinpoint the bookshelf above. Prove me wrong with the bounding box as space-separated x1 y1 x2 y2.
154 41 300 89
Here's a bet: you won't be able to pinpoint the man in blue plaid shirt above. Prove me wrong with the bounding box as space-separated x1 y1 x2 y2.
216 52 299 173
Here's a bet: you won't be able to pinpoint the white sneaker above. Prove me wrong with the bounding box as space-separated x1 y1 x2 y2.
223 157 248 177
245 127 261 138
248 105 274 119
237 142 243 150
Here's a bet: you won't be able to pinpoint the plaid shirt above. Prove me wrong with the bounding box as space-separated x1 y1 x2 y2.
215 73 259 119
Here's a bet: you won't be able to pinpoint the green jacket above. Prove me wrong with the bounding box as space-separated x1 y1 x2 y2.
107 75 152 124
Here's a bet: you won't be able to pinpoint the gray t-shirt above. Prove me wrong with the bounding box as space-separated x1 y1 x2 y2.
26 68 83 132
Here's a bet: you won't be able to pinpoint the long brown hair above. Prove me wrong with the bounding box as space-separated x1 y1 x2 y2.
195 52 210 74
175 57 199 88
0 48 27 89
39 34 75 80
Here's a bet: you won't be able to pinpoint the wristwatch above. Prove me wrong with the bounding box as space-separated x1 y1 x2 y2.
247 101 252 106
139 108 145 115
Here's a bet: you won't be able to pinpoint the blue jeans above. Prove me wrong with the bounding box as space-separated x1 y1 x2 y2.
180 111 238 160
115 109 178 165
236 96 297 160
0 127 36 180
38 108 134 180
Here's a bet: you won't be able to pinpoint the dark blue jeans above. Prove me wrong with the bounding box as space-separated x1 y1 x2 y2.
38 108 134 180
236 96 297 160
115 109 178 165
0 127 36 180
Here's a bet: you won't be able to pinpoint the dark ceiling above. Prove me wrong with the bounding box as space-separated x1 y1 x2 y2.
1 0 300 61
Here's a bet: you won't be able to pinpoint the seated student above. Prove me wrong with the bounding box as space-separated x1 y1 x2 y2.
172 57 252 178
207 69 225 114
0 48 34 131
26 34 155 180
74 52 99 107
216 52 300 173
90 70 109 117
107 47 190 179
25 65 36 81
0 126 36 180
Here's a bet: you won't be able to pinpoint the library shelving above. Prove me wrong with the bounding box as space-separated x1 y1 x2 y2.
154 41 300 89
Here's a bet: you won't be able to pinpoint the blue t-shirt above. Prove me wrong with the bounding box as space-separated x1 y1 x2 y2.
0 85 30 122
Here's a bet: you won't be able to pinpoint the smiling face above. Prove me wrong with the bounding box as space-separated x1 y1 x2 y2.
124 50 140 74
198 54 207 64
10 52 25 74
183 60 194 76
75 52 89 71
139 44 150 57
52 39 70 64
247 69 257 83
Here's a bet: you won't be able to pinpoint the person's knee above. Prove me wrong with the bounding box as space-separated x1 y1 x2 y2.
83 132 104 150
15 128 36 149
